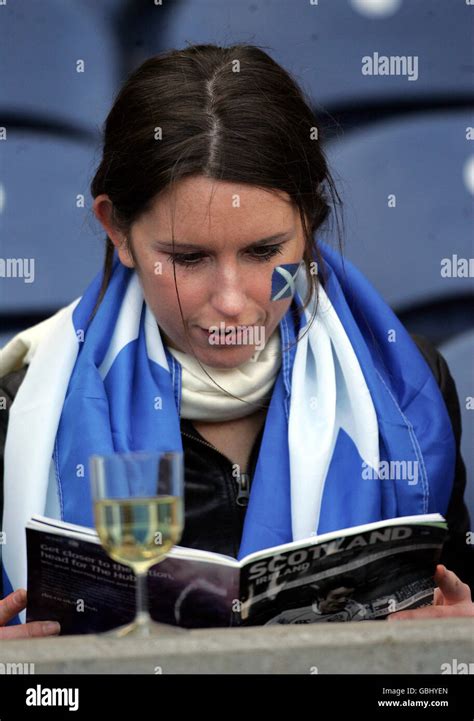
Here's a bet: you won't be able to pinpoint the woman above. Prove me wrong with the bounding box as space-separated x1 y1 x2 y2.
1 43 473 638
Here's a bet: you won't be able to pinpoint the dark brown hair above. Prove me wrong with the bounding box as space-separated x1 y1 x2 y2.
89 43 344 409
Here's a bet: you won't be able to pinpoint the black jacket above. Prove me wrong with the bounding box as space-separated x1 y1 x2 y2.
0 334 473 598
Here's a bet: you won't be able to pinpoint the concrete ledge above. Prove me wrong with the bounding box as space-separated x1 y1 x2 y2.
1 619 473 674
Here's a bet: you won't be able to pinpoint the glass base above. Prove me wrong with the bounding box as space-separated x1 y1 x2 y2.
104 618 187 639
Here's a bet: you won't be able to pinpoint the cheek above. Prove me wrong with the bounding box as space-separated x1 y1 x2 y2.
140 269 205 322
269 261 304 302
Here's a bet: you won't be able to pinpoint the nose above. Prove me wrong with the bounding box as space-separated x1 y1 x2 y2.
209 261 250 319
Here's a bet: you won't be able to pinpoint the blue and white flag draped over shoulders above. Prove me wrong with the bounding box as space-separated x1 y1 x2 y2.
2 240 456 624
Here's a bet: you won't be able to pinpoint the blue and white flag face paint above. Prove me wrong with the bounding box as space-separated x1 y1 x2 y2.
2 241 456 625
270 261 304 301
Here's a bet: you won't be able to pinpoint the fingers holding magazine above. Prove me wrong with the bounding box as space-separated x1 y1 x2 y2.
0 589 61 639
387 565 474 621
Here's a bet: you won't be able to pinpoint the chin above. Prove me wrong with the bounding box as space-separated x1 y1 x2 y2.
198 347 257 370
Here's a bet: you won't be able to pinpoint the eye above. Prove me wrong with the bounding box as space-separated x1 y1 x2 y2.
166 252 204 267
166 243 285 269
251 244 285 261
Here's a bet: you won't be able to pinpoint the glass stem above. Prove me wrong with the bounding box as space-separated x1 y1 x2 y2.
135 570 152 626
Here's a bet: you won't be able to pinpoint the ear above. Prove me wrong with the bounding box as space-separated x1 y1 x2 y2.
93 194 135 269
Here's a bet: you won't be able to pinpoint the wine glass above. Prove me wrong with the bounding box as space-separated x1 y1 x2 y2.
89 450 187 638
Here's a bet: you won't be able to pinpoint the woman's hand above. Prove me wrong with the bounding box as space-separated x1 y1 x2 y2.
387 565 474 620
0 589 61 639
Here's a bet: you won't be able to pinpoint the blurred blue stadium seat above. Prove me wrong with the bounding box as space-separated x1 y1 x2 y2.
81 0 130 22
0 129 104 315
439 331 474 530
324 109 474 311
0 0 121 135
134 0 474 110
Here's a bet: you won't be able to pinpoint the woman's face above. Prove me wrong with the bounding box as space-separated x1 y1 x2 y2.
94 175 306 369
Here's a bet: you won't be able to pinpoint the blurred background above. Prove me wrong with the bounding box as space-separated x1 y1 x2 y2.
0 0 473 504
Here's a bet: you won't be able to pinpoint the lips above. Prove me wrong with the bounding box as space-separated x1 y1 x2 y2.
201 325 254 332
203 329 234 337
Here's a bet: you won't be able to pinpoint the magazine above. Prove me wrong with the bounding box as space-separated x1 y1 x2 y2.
25 513 448 634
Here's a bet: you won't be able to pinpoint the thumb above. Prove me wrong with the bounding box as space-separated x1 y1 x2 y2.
434 565 472 605
0 589 27 626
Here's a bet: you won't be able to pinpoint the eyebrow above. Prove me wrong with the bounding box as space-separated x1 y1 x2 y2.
152 230 293 251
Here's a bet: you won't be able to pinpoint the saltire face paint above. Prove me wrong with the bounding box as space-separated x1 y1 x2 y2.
270 260 304 301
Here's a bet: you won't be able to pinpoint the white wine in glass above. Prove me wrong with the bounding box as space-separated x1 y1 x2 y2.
90 451 187 638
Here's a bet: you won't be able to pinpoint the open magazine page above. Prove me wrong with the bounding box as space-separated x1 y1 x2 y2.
25 517 240 634
25 514 448 631
237 517 448 625
147 554 239 629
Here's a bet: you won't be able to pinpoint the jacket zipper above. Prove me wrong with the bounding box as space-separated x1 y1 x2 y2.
180 430 250 506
